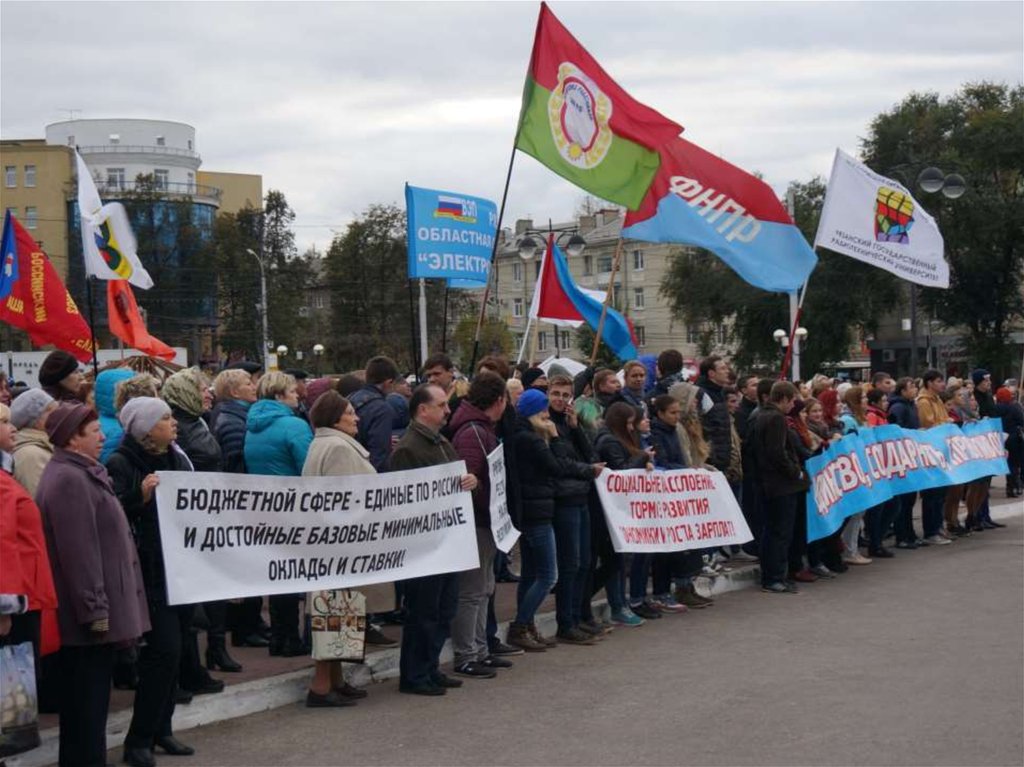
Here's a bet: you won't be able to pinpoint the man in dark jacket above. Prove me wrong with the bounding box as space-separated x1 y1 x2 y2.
651 348 687 397
695 355 733 472
888 377 925 548
754 382 809 594
547 374 602 644
350 356 398 472
449 372 507 678
739 378 773 555
389 384 477 696
735 375 759 442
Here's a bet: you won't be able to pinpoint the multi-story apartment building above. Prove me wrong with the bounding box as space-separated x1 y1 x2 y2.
491 208 733 364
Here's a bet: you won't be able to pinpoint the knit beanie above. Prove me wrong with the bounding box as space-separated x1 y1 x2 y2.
119 396 172 441
970 368 990 386
516 388 549 418
521 367 547 390
10 389 55 429
45 403 97 448
38 350 80 387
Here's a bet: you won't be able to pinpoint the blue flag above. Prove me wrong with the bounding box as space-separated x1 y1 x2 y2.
406 184 497 283
0 210 19 300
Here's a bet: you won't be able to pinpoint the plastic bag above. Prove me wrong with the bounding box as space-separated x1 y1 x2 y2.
0 641 40 757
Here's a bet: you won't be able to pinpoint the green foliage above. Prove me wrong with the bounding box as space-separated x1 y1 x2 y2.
451 315 513 372
575 324 622 370
660 178 902 377
860 81 1024 377
324 204 472 373
210 206 262 357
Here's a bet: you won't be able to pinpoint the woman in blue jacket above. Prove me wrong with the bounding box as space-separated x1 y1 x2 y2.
95 367 137 463
244 372 313 657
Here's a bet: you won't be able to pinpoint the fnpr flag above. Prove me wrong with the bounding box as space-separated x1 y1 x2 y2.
76 151 154 289
529 235 637 361
813 149 948 288
0 211 95 362
516 2 683 211
622 137 818 292
107 280 176 360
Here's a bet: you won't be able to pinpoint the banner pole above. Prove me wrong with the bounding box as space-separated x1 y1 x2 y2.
441 284 450 353
590 237 624 366
407 279 420 379
515 314 533 366
469 143 519 374
85 276 100 378
418 279 429 364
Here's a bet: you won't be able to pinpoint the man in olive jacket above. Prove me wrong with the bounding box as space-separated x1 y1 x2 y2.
753 381 809 594
388 384 477 696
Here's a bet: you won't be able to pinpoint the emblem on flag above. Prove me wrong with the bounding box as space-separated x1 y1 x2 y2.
874 187 914 244
433 195 478 224
94 218 134 279
548 63 612 169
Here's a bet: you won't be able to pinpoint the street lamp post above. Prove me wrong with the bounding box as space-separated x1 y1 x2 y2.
774 326 808 380
246 247 271 370
276 345 288 372
516 224 586 360
312 343 324 376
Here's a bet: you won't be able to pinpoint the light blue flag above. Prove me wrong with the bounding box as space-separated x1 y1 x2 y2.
406 184 497 283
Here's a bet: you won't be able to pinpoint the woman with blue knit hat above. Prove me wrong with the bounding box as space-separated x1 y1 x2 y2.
507 389 603 651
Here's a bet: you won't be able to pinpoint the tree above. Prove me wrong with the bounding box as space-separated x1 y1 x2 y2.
209 206 263 358
451 315 513 371
324 204 472 373
574 324 624 370
860 82 1024 377
660 179 902 375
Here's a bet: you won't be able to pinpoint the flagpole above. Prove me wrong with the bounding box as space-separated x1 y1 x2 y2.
469 143 519 375
85 276 100 378
589 237 624 366
407 279 420 379
441 283 450 353
515 314 534 366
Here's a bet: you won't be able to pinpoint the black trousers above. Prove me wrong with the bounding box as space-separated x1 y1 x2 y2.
125 602 187 748
228 596 264 640
58 643 115 767
399 573 459 687
761 492 799 586
268 594 302 643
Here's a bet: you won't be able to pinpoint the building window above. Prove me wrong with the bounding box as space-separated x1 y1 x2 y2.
106 168 125 189
186 172 195 192
187 139 193 150
24 165 36 187
559 330 571 348
313 291 325 309
4 166 15 187
716 323 728 345
514 334 524 351
512 298 524 318
512 261 522 282
583 255 593 275
686 323 701 344
612 283 621 306
154 169 169 190
156 136 166 146
66 134 75 147
597 254 613 273
633 287 645 310
538 331 548 350
534 261 541 279
25 207 37 230
636 325 646 347
633 249 645 271
109 134 120 144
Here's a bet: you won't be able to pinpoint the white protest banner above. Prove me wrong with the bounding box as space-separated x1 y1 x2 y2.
596 468 752 552
155 462 479 605
486 443 519 553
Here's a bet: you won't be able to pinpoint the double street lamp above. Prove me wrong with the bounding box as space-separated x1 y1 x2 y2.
246 247 271 370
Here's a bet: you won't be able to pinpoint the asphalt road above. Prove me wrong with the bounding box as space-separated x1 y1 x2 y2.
112 508 1023 767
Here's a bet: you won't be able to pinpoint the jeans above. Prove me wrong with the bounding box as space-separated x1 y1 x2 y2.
553 503 590 631
628 553 652 604
920 487 946 538
399 572 460 687
894 492 919 543
515 523 558 625
451 528 497 665
761 493 799 586
840 512 866 555
866 498 899 552
652 551 701 594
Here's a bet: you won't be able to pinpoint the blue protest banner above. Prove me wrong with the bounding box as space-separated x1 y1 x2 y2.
406 184 497 282
806 418 1008 542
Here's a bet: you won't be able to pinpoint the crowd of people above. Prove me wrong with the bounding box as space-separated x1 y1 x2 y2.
1 348 1021 766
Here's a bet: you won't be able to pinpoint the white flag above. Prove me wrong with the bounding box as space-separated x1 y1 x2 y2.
813 149 948 289
76 152 153 289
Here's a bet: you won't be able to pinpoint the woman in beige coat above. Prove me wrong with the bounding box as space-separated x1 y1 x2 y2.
10 389 57 497
301 390 393 707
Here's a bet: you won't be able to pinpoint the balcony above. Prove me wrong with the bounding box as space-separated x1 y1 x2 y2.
71 180 222 207
77 144 201 162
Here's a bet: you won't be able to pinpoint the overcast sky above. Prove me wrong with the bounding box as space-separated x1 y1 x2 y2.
2 1 1021 253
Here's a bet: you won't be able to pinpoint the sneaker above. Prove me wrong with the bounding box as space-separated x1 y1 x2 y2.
649 595 688 614
947 524 971 537
809 564 836 579
506 623 546 652
841 553 873 565
924 534 952 546
480 655 513 669
674 584 713 609
488 641 525 657
580 619 613 635
938 528 954 540
555 627 597 645
869 547 895 559
728 549 758 562
453 662 497 679
762 582 796 594
914 537 931 547
365 624 398 647
576 622 606 638
895 540 919 550
630 602 662 620
431 673 463 688
986 519 1007 528
610 609 645 627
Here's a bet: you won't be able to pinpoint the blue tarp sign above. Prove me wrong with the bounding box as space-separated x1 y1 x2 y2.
406 184 497 282
806 418 1008 542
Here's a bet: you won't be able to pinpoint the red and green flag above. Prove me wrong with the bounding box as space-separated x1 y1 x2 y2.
515 2 683 210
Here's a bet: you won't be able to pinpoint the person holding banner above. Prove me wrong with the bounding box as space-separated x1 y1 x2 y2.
449 372 510 677
300 390 384 707
916 371 957 543
106 397 198 764
837 387 873 566
388 384 478 696
887 378 931 549
754 382 810 594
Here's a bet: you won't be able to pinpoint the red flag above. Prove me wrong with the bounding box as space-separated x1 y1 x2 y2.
107 280 176 360
0 212 95 362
